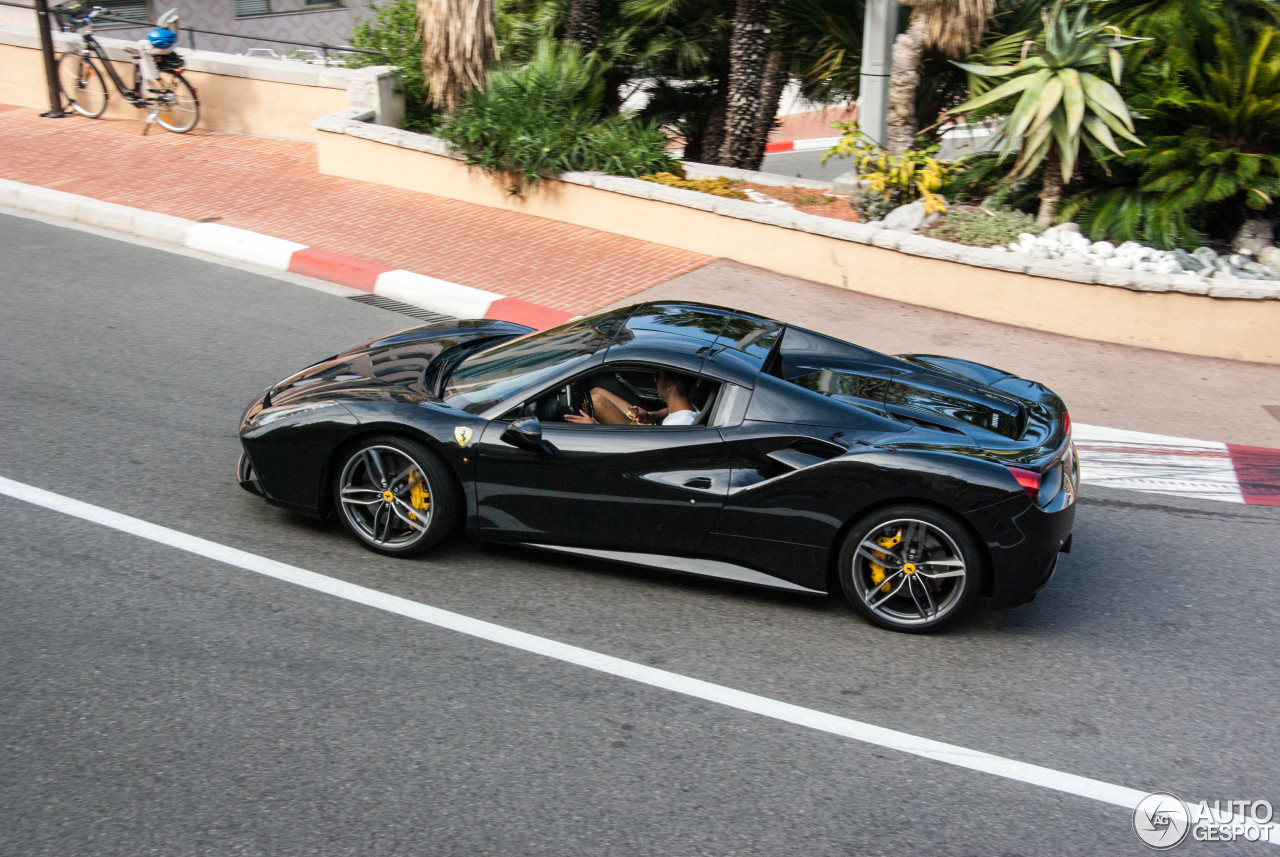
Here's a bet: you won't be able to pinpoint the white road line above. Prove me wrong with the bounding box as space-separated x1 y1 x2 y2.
2 473 1276 844
1073 423 1246 504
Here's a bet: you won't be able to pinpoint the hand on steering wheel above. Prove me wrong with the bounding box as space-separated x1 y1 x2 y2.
570 384 594 419
562 384 596 424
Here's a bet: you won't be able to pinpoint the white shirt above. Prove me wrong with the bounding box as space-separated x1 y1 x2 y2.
662 409 697 426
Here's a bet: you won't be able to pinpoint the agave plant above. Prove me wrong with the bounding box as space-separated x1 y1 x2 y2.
948 0 1146 224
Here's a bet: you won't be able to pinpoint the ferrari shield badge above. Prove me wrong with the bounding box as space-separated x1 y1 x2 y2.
454 426 473 447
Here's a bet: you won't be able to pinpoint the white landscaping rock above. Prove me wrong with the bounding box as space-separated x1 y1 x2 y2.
882 199 944 233
1232 218 1274 255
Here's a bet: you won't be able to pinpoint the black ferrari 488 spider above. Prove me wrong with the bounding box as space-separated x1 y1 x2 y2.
238 301 1077 632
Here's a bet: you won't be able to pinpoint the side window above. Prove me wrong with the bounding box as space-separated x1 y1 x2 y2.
516 366 721 427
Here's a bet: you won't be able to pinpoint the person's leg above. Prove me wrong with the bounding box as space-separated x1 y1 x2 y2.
589 387 632 424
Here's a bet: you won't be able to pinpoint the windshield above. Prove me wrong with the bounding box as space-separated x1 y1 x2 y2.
442 309 627 414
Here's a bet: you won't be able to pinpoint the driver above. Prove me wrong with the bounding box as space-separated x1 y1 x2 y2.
565 369 698 426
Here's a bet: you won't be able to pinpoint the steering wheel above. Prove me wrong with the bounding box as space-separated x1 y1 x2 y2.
566 383 593 420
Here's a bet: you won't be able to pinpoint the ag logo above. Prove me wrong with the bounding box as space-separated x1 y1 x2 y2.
454 426 473 447
1134 793 1191 849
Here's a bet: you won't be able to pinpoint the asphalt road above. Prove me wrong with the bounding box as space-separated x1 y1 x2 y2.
2 212 1277 856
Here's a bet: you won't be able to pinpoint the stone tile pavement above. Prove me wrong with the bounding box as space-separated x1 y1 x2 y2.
0 104 710 313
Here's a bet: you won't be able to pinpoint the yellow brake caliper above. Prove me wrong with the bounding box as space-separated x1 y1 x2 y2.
407 470 430 521
870 528 902 593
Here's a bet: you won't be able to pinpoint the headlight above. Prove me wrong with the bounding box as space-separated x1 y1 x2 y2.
250 402 335 428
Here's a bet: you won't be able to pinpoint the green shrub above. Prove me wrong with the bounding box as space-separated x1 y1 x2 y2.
638 173 747 199
1061 2 1280 248
850 188 895 222
927 207 1045 247
347 0 436 132
438 39 676 192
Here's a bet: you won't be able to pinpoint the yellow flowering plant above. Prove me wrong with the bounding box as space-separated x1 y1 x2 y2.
822 121 959 216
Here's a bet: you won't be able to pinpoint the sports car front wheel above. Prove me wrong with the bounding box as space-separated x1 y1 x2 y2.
332 435 459 557
838 506 983 633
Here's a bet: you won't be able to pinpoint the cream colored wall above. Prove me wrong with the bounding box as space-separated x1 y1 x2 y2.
1 43 55 110
1 42 347 139
316 132 1280 365
180 71 347 139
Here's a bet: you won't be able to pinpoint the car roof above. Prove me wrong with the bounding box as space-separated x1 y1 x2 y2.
605 302 785 387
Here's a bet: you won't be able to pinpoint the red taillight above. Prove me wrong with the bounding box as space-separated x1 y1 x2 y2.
1063 411 1072 436
1009 467 1041 501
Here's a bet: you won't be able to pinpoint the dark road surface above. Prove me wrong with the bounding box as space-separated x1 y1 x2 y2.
2 212 1277 856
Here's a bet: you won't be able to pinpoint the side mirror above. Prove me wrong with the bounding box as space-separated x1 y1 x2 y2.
501 416 544 450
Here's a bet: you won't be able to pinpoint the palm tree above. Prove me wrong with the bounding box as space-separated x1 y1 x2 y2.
950 0 1145 225
566 0 599 52
418 0 498 114
885 0 995 156
719 0 776 168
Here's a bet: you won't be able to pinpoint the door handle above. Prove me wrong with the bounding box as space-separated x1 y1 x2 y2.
683 476 713 490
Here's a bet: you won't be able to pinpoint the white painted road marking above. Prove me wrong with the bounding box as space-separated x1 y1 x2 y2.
2 473 1277 844
1073 423 1246 503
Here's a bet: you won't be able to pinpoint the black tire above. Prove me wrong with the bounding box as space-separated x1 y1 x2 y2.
148 70 199 133
837 505 984 633
57 53 108 118
331 435 461 557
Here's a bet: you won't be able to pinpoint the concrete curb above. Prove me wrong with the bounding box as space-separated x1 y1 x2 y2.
764 135 843 154
0 178 573 331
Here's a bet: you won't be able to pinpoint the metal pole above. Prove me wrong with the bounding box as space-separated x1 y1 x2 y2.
858 0 897 148
35 0 66 117
832 0 898 192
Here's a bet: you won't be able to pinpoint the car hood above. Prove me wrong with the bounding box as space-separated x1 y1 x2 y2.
894 353 1069 462
885 364 1026 441
264 319 532 409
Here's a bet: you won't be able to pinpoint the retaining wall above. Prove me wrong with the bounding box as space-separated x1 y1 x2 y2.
312 109 1280 365
0 22 402 139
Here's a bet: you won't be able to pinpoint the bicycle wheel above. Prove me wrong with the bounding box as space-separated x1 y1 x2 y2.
150 71 199 133
57 53 108 118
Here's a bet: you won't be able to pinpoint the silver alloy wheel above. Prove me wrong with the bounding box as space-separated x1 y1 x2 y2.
337 444 434 550
849 517 968 627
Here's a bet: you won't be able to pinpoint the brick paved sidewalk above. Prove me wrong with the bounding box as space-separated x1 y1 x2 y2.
771 105 857 143
0 105 710 314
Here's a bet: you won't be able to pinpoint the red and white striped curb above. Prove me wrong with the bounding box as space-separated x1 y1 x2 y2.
184 223 573 331
0 179 572 331
1072 424 1280 507
764 135 844 154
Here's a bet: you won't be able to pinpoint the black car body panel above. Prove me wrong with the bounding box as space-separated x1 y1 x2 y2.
239 302 1076 615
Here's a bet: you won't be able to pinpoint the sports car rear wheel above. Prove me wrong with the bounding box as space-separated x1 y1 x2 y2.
332 435 458 557
838 506 982 633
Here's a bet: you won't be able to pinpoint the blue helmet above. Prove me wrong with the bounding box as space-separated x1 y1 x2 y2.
147 27 177 49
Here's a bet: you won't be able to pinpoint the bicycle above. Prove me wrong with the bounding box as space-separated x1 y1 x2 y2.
53 3 199 134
